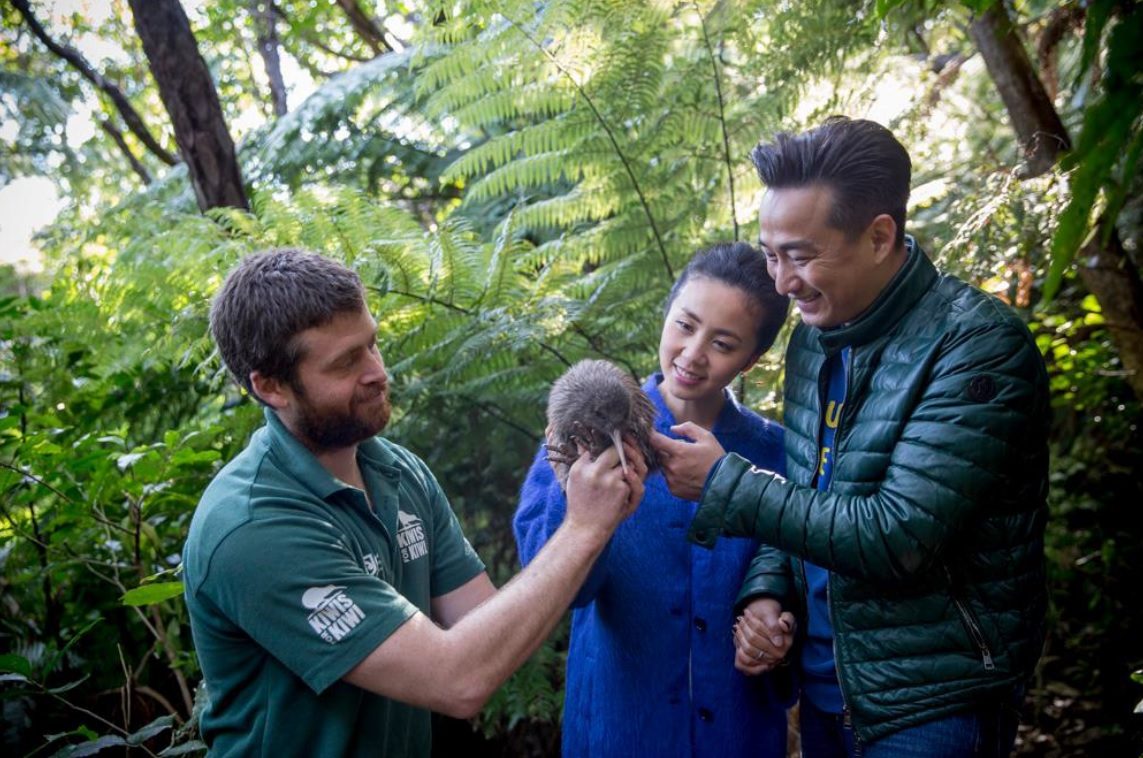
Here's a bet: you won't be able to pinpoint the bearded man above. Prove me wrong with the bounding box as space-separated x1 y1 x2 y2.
184 249 644 756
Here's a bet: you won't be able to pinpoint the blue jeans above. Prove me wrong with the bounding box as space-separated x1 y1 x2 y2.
799 691 1022 758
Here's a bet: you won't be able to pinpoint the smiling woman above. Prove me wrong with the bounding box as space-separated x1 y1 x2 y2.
514 242 794 758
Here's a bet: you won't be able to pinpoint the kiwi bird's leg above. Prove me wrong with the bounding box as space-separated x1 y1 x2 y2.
609 428 629 475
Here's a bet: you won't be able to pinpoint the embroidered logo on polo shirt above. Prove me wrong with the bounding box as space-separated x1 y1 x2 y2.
302 585 365 644
362 553 381 576
397 510 428 563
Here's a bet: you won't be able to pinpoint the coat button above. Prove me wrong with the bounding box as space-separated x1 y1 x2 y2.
694 617 707 632
698 707 713 722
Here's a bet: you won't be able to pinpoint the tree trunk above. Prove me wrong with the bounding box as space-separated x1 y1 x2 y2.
251 0 288 116
970 3 1143 400
969 4 1070 177
127 0 249 212
11 0 178 167
336 0 391 56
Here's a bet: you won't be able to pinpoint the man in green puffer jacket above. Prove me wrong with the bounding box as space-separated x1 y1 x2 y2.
652 117 1048 757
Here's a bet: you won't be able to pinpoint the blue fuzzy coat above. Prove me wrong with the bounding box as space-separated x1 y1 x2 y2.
514 374 790 757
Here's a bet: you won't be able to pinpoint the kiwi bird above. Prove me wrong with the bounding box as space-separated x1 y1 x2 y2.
545 359 658 489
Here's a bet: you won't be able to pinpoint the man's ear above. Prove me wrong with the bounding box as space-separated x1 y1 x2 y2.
868 214 898 264
250 371 290 410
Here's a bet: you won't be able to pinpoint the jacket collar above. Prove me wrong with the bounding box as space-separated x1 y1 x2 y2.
816 236 938 354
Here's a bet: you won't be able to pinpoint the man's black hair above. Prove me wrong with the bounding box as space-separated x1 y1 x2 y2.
750 116 911 248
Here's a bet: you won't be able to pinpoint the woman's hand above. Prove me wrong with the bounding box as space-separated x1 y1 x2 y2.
733 597 796 675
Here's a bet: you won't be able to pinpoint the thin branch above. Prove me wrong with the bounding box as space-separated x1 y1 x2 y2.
270 3 374 64
695 5 738 240
538 342 572 368
380 286 574 367
2 461 130 537
36 682 161 757
99 118 152 185
500 11 674 280
135 686 181 719
570 324 641 378
251 0 288 116
1036 4 1084 102
146 604 195 714
117 644 132 738
461 396 541 442
0 459 76 503
382 286 473 315
11 0 178 166
335 0 392 55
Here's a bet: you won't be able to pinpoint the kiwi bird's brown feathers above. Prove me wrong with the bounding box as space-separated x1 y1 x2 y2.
545 359 659 489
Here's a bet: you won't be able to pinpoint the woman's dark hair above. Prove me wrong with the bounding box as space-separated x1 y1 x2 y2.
750 116 911 248
210 248 366 403
665 242 789 355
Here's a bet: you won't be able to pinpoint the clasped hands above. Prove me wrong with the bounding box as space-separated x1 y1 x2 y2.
733 597 796 675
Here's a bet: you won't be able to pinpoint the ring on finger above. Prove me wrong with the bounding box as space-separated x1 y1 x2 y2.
753 648 764 661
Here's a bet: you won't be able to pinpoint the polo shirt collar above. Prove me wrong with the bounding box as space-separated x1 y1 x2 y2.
262 408 400 501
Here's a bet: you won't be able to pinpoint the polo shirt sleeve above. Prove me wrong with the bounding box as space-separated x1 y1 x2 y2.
199 514 418 694
405 455 486 598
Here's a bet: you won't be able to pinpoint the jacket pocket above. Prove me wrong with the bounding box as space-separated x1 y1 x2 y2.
945 566 996 672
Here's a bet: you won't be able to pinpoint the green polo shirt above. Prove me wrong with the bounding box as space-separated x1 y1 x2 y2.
183 409 485 757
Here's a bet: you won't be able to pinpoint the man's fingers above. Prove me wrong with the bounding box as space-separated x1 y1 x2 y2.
650 430 677 456
619 438 648 479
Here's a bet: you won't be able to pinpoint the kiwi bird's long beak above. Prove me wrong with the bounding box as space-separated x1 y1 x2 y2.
610 429 629 475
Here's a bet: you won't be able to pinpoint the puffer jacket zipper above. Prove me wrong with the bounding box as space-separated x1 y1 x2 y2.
945 565 996 671
814 346 858 736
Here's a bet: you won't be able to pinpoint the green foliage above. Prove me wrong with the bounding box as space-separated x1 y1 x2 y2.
1044 1 1143 300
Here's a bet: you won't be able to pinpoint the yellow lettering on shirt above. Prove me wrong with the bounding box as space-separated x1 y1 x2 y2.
825 400 843 429
819 446 831 476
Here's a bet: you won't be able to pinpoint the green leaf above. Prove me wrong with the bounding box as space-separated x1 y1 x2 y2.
41 619 102 678
169 448 221 467
116 451 148 472
960 0 998 14
126 715 175 745
159 741 208 756
0 654 33 678
121 581 186 607
50 734 128 757
1078 0 1114 85
1043 105 1134 302
48 676 90 695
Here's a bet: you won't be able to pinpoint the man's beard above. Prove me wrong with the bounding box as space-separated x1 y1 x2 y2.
295 385 392 451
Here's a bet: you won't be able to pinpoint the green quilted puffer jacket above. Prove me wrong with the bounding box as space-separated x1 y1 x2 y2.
690 241 1049 742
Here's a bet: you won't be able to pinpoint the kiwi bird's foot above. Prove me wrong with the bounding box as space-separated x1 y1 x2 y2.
544 443 577 467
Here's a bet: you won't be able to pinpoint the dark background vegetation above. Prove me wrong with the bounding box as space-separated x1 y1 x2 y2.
2 0 1141 755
